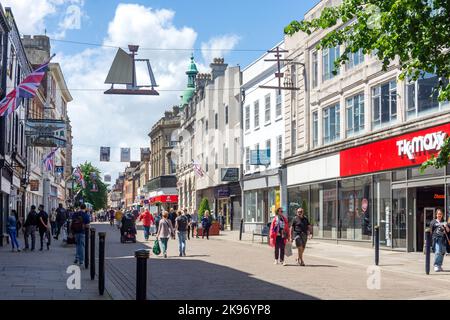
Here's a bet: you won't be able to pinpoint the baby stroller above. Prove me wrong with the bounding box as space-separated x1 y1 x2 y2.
120 213 137 243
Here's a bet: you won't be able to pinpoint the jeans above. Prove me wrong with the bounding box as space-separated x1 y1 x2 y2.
159 237 169 254
75 233 85 263
50 221 57 236
434 238 446 267
55 221 65 238
275 236 285 262
177 231 186 255
8 229 20 249
143 226 150 240
202 226 210 239
39 228 51 249
24 226 36 250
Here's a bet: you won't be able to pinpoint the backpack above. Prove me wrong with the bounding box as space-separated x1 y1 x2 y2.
71 213 84 233
177 215 187 232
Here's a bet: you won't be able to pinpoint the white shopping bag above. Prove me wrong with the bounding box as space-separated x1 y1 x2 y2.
285 241 293 257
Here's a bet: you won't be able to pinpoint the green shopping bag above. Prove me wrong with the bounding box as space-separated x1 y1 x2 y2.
152 239 161 255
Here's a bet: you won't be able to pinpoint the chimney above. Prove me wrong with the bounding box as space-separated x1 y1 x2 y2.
196 73 211 89
210 58 227 81
173 106 180 116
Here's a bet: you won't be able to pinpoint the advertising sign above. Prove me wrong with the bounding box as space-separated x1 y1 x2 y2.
55 166 64 174
30 180 39 191
121 148 131 162
221 168 239 182
25 119 67 148
100 147 111 162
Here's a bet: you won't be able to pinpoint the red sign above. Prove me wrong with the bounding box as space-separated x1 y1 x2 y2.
340 123 450 177
149 195 179 204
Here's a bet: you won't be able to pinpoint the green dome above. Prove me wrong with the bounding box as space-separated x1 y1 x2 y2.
181 87 195 105
181 54 198 106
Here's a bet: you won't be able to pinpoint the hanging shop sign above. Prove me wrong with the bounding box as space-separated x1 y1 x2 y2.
141 148 150 161
104 174 111 182
100 147 111 162
121 148 131 162
25 119 67 148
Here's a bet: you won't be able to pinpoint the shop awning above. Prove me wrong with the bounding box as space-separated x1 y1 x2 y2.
149 195 178 204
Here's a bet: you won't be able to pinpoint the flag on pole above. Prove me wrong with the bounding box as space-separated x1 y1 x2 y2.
0 55 54 117
73 166 86 189
192 160 205 177
42 148 58 172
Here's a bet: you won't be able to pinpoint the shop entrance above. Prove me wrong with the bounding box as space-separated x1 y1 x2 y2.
413 186 445 252
218 199 230 230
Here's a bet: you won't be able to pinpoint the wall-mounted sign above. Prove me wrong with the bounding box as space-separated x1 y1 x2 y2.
25 119 67 147
397 131 447 160
250 149 271 166
221 168 239 182
434 194 445 199
30 180 39 191
55 166 64 174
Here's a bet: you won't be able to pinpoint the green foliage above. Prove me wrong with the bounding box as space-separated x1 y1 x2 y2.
198 198 210 222
284 0 450 170
73 162 108 210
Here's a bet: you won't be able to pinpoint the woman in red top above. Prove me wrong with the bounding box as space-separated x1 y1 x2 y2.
138 209 155 241
270 208 290 266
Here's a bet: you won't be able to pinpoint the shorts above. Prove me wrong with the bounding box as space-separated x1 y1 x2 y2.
294 233 307 248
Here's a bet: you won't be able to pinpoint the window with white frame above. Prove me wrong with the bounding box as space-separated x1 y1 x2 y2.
245 147 250 172
347 48 364 70
312 111 318 147
266 139 271 166
245 105 250 131
254 100 260 128
276 91 282 118
406 73 449 120
277 135 282 164
265 94 271 123
322 46 340 81
372 80 397 128
346 93 365 136
312 51 318 88
323 103 340 144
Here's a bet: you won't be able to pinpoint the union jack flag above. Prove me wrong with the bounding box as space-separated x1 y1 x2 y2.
43 148 58 172
73 166 86 189
0 55 54 117
192 160 205 177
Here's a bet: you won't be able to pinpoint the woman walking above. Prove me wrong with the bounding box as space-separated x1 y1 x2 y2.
290 208 312 266
431 208 450 272
201 210 212 240
156 211 174 258
270 208 290 266
7 211 21 252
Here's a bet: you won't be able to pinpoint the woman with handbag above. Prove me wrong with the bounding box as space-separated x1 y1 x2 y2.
269 208 290 266
156 211 174 258
430 208 450 272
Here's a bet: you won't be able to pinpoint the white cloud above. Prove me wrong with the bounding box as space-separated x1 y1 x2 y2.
201 34 241 64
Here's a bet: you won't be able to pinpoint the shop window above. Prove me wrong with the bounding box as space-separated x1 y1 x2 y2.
244 191 257 223
406 73 449 120
288 186 309 222
408 165 445 180
392 169 407 182
392 189 407 249
374 173 392 247
372 80 397 129
321 182 338 239
256 190 264 223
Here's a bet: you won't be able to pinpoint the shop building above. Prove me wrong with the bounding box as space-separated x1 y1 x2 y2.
241 41 287 232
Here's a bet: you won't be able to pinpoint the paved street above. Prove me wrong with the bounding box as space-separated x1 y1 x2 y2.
96 222 450 300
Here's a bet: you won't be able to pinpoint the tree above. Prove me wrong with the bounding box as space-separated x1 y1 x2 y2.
198 198 210 222
284 0 450 170
73 162 108 210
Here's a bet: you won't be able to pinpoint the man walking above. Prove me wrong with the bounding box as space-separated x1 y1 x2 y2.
54 203 67 240
175 210 188 256
37 205 51 251
24 205 39 251
191 209 199 238
138 208 154 241
185 208 192 240
168 208 177 229
290 208 313 266
71 204 90 266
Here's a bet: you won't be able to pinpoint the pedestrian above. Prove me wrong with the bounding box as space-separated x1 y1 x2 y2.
54 203 67 240
201 210 212 240
115 209 123 229
431 208 450 272
7 211 21 252
109 208 115 226
270 207 290 266
138 208 154 241
24 205 39 251
37 205 51 251
156 211 174 258
50 208 57 237
168 208 177 229
290 208 312 266
71 203 91 266
175 210 188 256
184 208 192 240
191 209 199 238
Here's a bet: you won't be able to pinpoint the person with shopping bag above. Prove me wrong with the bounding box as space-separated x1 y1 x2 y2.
156 211 174 258
290 208 312 266
269 208 290 266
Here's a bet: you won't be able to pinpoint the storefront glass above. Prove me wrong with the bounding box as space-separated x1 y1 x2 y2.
244 191 256 223
392 169 406 182
288 186 309 222
256 190 264 223
374 173 392 246
310 184 321 237
392 188 407 249
408 166 445 180
322 182 337 239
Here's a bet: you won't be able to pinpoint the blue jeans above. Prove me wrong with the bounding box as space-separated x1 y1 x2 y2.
75 233 85 263
143 226 150 240
8 229 20 249
434 238 446 267
159 238 169 254
177 231 186 255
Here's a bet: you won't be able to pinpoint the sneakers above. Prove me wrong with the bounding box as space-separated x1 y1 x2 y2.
164 253 167 258
273 259 278 265
74 259 79 264
434 265 442 272
179 253 183 257
282 261 287 266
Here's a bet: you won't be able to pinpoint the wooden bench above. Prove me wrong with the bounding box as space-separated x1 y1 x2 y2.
252 226 270 243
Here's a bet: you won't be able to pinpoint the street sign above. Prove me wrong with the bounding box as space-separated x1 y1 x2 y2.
221 168 239 182
55 166 64 174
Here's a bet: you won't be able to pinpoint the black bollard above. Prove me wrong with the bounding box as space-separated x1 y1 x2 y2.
239 218 244 241
425 228 431 275
374 225 380 266
98 232 106 295
135 249 150 300
90 228 96 280
85 226 90 269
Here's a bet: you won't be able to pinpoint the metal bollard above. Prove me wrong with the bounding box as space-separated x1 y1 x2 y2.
98 232 106 295
135 249 150 300
85 226 90 269
90 228 96 280
374 225 380 266
239 218 244 241
425 228 431 275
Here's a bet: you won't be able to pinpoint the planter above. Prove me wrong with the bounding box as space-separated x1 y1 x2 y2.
196 222 220 236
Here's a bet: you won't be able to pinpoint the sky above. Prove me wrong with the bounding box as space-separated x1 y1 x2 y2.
2 0 315 184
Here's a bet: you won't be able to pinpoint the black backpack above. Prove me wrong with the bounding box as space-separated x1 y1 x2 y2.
71 213 84 233
177 215 188 232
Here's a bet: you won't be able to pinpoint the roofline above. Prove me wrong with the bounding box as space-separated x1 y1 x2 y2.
50 63 73 102
241 39 285 72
